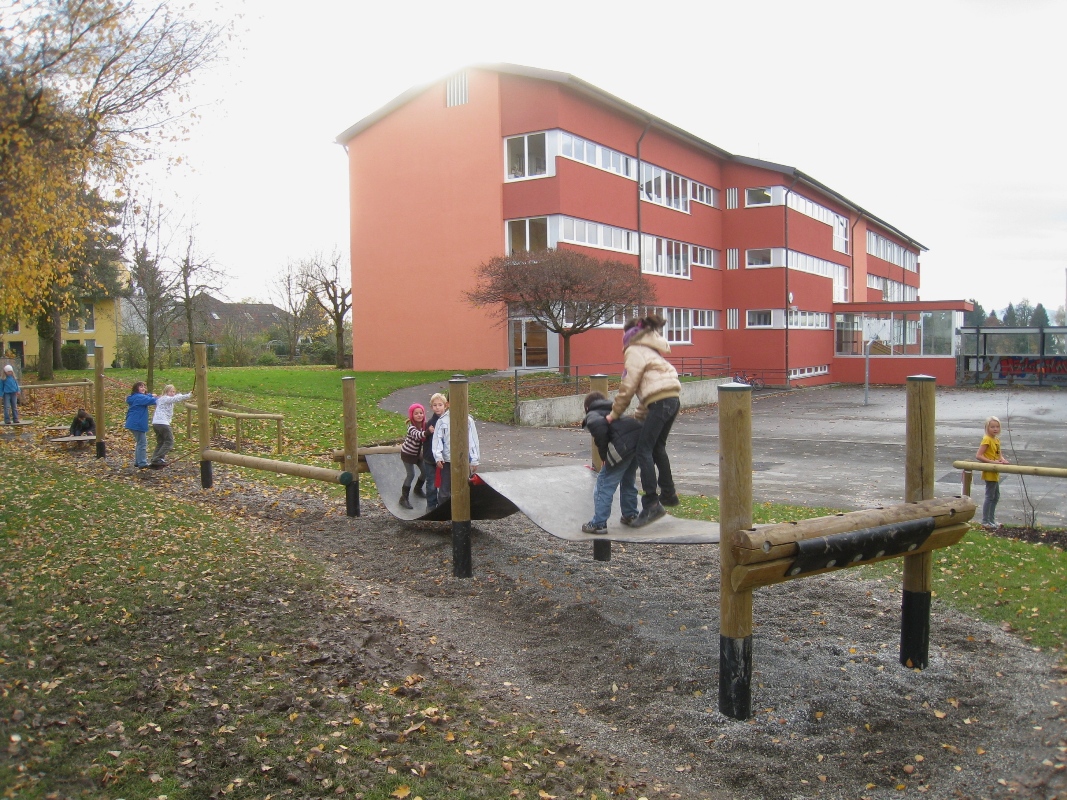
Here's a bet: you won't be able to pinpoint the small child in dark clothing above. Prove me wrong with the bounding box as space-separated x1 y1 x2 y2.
69 408 96 436
582 391 643 534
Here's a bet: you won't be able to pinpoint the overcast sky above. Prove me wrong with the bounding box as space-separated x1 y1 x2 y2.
150 0 1066 319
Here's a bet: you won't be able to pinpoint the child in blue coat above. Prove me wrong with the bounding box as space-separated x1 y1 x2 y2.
125 382 157 468
582 391 643 534
2 364 20 424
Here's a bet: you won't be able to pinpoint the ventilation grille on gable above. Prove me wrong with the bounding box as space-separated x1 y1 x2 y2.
446 72 468 107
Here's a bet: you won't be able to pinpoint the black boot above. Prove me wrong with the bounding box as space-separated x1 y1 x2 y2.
399 487 413 509
413 476 425 497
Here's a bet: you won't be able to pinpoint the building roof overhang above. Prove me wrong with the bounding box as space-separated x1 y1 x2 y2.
336 63 924 251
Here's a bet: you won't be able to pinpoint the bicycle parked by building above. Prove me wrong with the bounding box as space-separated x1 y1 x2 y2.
734 372 766 390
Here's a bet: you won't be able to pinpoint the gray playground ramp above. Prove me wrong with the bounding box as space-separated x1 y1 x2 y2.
364 454 719 544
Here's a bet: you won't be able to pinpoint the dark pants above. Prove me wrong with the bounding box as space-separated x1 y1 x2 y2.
151 423 174 464
636 396 679 507
422 460 439 509
982 479 1001 525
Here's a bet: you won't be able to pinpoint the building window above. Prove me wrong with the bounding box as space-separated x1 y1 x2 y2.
645 306 691 344
747 309 773 328
726 248 739 270
560 132 635 180
84 338 96 355
788 310 831 329
82 302 94 331
6 320 19 333
745 186 786 207
560 216 637 254
727 308 739 329
789 364 829 379
726 188 739 209
746 248 786 268
786 193 851 254
693 309 719 329
640 163 689 212
691 246 720 268
867 230 918 272
508 217 549 253
833 215 849 254
691 182 720 208
67 315 79 332
446 72 468 107
641 235 690 279
506 133 548 180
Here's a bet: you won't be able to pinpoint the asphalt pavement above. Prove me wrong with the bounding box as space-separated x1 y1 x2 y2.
384 382 1067 529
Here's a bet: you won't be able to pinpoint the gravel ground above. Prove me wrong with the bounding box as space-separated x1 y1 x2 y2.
179 465 1067 800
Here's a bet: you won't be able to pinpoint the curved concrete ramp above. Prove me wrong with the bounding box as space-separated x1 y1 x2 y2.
366 453 719 544
478 465 720 544
364 453 519 522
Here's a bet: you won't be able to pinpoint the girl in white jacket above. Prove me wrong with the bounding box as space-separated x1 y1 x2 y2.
431 399 480 503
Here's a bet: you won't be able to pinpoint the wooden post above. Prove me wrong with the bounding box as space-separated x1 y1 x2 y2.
194 343 212 488
342 376 360 517
962 470 972 497
276 418 283 455
718 382 753 720
588 374 611 562
901 375 936 669
449 376 472 578
93 347 106 458
235 416 243 453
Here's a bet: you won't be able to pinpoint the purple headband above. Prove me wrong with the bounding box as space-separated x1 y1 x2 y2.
622 322 644 349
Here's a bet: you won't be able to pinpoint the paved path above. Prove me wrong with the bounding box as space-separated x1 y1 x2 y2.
383 382 1067 528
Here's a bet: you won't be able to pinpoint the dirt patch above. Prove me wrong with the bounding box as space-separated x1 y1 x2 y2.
115 452 1067 800
994 526 1067 550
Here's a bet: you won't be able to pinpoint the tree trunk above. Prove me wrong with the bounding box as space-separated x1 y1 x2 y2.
146 328 156 392
52 309 63 367
36 315 55 380
334 315 346 369
562 334 572 378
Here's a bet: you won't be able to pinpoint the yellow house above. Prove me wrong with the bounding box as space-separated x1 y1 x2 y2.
1 297 124 372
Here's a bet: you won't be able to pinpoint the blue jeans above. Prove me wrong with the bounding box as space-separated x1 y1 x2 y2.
130 429 148 467
421 460 439 509
590 453 640 526
636 396 680 506
982 479 1001 525
2 393 18 423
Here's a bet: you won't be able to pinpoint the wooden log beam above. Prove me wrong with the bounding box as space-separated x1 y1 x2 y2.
953 460 1067 479
330 445 402 462
22 380 94 390
732 496 975 565
202 449 353 485
730 522 970 592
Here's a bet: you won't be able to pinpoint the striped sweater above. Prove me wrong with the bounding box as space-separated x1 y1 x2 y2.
401 423 426 463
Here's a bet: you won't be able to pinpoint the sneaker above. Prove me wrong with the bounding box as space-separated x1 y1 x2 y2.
660 492 680 507
582 521 608 535
620 515 637 527
630 501 666 528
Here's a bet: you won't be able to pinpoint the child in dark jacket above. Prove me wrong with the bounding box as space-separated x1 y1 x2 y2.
69 408 96 436
421 393 447 510
582 391 643 534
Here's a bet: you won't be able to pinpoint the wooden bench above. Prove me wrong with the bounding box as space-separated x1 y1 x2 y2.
50 434 96 447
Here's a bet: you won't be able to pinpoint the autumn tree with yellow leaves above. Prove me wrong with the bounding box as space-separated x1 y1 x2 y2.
0 0 226 375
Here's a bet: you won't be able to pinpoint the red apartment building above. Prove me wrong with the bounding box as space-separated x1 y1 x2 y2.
337 65 970 385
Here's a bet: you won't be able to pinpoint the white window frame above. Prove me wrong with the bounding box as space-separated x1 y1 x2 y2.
745 247 786 268
867 230 918 272
747 309 773 328
645 306 692 344
559 132 636 180
727 308 739 329
787 309 831 329
745 186 787 207
789 364 829 379
691 181 720 208
507 216 551 253
504 132 555 181
691 246 720 269
640 163 690 212
560 216 638 255
641 235 691 279
693 309 719 329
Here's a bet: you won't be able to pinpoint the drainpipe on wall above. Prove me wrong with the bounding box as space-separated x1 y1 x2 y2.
635 119 652 309
783 175 799 388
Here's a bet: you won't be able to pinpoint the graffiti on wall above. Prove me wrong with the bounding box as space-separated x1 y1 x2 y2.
966 355 1067 384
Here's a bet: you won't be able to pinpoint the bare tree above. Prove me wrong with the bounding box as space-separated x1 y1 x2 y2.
124 199 182 390
302 250 352 369
174 226 225 357
270 260 310 362
466 248 656 374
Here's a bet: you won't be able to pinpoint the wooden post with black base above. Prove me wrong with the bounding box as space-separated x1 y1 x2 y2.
449 376 473 578
94 347 106 458
901 375 936 669
718 382 753 720
195 343 213 489
342 376 360 517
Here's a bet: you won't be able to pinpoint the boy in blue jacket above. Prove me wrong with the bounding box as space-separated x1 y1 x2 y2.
582 391 642 534
124 381 157 468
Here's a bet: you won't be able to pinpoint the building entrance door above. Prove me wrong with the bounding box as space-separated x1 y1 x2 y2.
509 318 556 370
